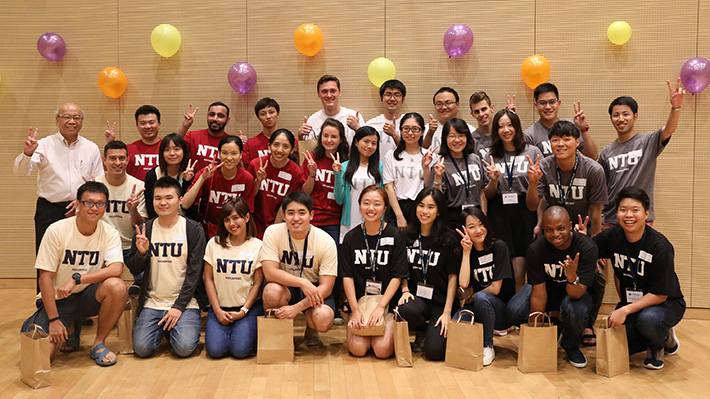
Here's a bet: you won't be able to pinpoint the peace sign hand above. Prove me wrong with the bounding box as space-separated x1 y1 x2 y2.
182 104 199 129
434 155 446 178
23 127 39 156
134 224 150 255
126 184 145 213
104 121 117 143
574 214 589 235
668 77 685 108
329 152 342 173
202 154 223 180
506 95 517 112
181 159 198 181
526 154 542 183
573 101 588 131
456 226 472 253
422 146 438 169
482 156 500 182
256 157 267 182
560 252 580 279
303 151 317 177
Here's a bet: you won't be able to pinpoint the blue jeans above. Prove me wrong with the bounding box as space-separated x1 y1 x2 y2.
619 298 685 355
133 308 201 358
506 285 592 351
205 302 264 359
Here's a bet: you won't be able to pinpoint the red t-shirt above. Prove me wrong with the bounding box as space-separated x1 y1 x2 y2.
184 129 227 171
301 157 341 226
127 139 161 181
188 167 255 229
247 155 304 238
242 132 300 167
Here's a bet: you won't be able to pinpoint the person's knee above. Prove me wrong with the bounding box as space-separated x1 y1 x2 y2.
262 283 287 307
230 340 256 359
372 342 393 359
311 308 334 332
133 339 157 358
637 308 663 332
423 338 446 361
101 277 128 301
205 341 229 359
348 341 369 357
172 339 198 358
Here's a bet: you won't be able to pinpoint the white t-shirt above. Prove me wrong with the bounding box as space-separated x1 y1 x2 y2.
426 120 477 151
366 114 404 161
341 166 375 241
204 236 262 308
35 217 123 300
260 223 338 284
145 217 199 310
383 148 428 200
95 174 149 250
305 107 365 146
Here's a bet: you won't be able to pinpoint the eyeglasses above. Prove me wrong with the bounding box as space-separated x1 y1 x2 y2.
536 99 559 107
383 92 403 99
80 201 108 209
434 101 457 109
58 114 84 121
401 126 422 133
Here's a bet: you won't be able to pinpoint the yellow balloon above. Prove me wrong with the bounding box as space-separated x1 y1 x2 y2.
607 21 631 45
368 57 396 87
97 67 127 99
294 23 323 57
151 24 182 58
521 55 551 90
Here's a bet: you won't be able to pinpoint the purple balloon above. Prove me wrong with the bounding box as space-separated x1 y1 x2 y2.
37 33 66 62
443 24 474 58
680 57 710 94
227 62 257 95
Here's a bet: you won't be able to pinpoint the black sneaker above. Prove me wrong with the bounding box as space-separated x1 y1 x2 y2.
664 327 679 355
644 347 664 370
565 347 587 368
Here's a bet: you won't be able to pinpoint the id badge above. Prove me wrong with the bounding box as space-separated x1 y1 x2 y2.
502 192 518 205
365 280 382 295
462 204 476 210
626 288 643 303
416 283 434 300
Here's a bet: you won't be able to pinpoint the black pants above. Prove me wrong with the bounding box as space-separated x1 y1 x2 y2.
385 199 415 227
397 298 451 361
34 197 70 292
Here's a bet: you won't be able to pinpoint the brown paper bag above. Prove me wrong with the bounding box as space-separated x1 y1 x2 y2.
351 295 387 336
596 317 630 377
393 308 413 367
518 312 558 373
445 310 484 371
117 297 137 354
298 139 318 164
20 325 51 389
257 309 294 364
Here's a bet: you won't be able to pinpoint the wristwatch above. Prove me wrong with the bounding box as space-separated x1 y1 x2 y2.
567 276 580 286
72 273 82 285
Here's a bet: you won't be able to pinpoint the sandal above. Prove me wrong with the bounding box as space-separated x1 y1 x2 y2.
581 330 597 347
89 343 118 367
60 323 82 353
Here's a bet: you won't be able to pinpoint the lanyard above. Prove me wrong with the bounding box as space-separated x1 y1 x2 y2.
449 156 470 199
287 227 311 277
624 228 647 289
555 156 579 205
504 155 516 190
362 222 383 280
418 234 434 285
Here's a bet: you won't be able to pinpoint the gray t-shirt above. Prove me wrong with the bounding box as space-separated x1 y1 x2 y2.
598 128 667 223
537 154 608 221
471 128 493 158
524 118 585 157
427 153 484 208
483 145 543 195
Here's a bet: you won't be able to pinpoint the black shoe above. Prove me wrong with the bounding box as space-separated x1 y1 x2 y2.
128 285 141 296
565 347 587 368
644 347 664 370
664 327 679 355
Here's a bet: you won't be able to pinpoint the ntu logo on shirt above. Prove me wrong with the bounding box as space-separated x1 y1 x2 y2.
473 266 494 283
548 184 584 200
613 253 646 276
261 179 291 196
216 258 253 275
280 250 314 269
105 200 129 214
210 191 242 205
544 263 567 281
62 250 100 266
608 149 643 171
452 165 481 186
316 169 334 184
135 154 159 167
354 249 389 266
394 165 421 180
150 242 184 257
197 144 219 159
405 248 440 268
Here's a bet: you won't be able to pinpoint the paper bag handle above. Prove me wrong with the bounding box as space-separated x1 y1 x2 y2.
455 309 475 325
393 307 403 322
527 312 551 327
597 316 611 329
264 309 278 318
29 324 47 339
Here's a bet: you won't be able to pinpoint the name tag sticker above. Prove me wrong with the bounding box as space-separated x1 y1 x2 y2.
502 193 518 205
416 283 434 299
381 237 394 246
626 288 643 303
365 280 382 295
238 251 254 260
628 149 643 158
173 235 186 243
638 250 653 263
478 253 493 264
278 171 292 180
232 184 245 192
105 247 121 262
327 192 335 200
462 204 477 210
573 178 587 186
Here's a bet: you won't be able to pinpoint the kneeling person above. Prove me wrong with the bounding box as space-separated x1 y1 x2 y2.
128 176 206 358
260 191 338 345
21 181 127 367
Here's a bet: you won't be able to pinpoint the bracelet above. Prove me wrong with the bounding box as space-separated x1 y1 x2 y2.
48 316 61 323
580 125 590 133
241 307 250 315
672 106 682 111
309 174 316 178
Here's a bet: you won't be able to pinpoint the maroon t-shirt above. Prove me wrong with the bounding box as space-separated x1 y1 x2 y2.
301 157 341 226
188 167 255 230
184 129 227 171
127 139 161 181
243 132 300 167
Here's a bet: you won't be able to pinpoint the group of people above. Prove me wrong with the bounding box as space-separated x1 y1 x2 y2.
15 74 686 371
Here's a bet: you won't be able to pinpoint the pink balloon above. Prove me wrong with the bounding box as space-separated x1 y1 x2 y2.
37 33 66 62
443 24 474 58
228 62 257 95
680 57 710 94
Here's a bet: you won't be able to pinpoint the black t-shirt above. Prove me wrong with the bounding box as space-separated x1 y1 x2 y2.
340 223 409 311
405 230 460 306
594 225 683 305
467 239 515 303
526 232 597 310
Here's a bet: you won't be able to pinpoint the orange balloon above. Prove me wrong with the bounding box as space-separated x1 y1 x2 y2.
97 67 127 99
521 55 551 90
294 23 323 57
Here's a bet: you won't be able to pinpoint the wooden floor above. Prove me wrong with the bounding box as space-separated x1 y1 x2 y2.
2 288 709 399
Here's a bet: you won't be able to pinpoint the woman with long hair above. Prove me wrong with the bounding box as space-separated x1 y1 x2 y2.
144 133 196 219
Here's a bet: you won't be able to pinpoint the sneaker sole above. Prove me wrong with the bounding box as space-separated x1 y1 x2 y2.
644 361 664 370
664 328 680 355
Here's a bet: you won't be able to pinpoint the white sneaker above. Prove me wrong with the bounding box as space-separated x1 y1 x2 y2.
483 346 495 366
493 329 508 336
664 327 680 355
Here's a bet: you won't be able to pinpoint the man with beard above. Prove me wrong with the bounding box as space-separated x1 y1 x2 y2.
178 101 232 171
